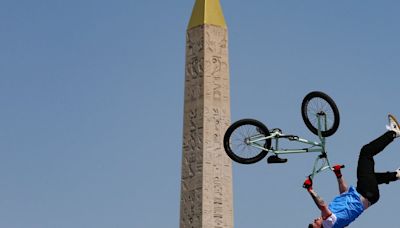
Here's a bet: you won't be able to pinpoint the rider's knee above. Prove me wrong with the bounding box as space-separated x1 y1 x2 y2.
367 191 380 205
359 144 374 158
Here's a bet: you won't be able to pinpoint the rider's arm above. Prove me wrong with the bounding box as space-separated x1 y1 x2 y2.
303 177 332 219
308 189 332 219
332 165 348 194
336 175 348 194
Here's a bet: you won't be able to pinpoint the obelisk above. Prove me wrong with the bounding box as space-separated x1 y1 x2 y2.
180 0 233 227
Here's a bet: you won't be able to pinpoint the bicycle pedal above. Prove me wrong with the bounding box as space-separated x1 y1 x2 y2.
267 155 288 164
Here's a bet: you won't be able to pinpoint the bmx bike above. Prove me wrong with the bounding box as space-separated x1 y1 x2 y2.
223 91 340 180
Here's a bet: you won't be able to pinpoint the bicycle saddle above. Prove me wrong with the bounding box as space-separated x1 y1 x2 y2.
267 155 288 164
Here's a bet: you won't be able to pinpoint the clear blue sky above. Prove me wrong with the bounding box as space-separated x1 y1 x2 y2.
1 0 400 227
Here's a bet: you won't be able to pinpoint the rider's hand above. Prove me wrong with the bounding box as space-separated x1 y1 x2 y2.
332 164 344 178
303 176 313 192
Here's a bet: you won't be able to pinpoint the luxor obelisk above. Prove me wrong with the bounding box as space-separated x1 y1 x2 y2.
180 0 233 227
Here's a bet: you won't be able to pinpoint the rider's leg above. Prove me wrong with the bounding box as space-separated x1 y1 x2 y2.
375 172 398 184
356 131 396 205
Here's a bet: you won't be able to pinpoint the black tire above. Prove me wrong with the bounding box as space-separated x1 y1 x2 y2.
223 119 271 164
301 91 340 137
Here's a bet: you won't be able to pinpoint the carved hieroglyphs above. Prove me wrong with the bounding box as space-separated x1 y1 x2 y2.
180 1 233 226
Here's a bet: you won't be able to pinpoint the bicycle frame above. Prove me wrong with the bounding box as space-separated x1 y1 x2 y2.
247 113 332 179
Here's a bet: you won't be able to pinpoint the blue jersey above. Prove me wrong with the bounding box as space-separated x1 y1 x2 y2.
328 186 364 228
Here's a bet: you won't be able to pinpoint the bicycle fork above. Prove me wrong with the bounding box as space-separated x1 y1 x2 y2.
309 113 333 180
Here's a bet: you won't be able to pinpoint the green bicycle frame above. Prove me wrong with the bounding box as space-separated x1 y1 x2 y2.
248 113 332 180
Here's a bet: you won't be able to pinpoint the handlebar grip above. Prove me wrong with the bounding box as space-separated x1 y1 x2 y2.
331 164 345 170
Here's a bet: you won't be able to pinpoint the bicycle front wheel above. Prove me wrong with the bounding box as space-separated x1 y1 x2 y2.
301 91 340 137
223 119 271 164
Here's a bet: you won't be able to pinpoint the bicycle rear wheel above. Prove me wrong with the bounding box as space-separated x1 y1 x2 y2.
223 119 271 164
301 91 340 137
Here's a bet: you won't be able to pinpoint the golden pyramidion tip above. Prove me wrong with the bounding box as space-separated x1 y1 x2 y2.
187 0 227 29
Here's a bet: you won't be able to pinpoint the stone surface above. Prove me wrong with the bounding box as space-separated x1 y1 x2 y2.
180 23 233 228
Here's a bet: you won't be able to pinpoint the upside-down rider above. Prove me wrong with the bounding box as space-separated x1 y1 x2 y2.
304 114 400 228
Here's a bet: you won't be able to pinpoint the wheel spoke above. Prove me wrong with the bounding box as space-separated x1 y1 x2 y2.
229 124 266 159
306 97 336 130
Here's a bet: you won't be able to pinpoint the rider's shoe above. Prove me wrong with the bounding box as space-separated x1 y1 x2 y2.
396 168 400 180
386 114 400 137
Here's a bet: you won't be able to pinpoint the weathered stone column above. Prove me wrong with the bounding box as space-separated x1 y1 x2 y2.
180 0 233 227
